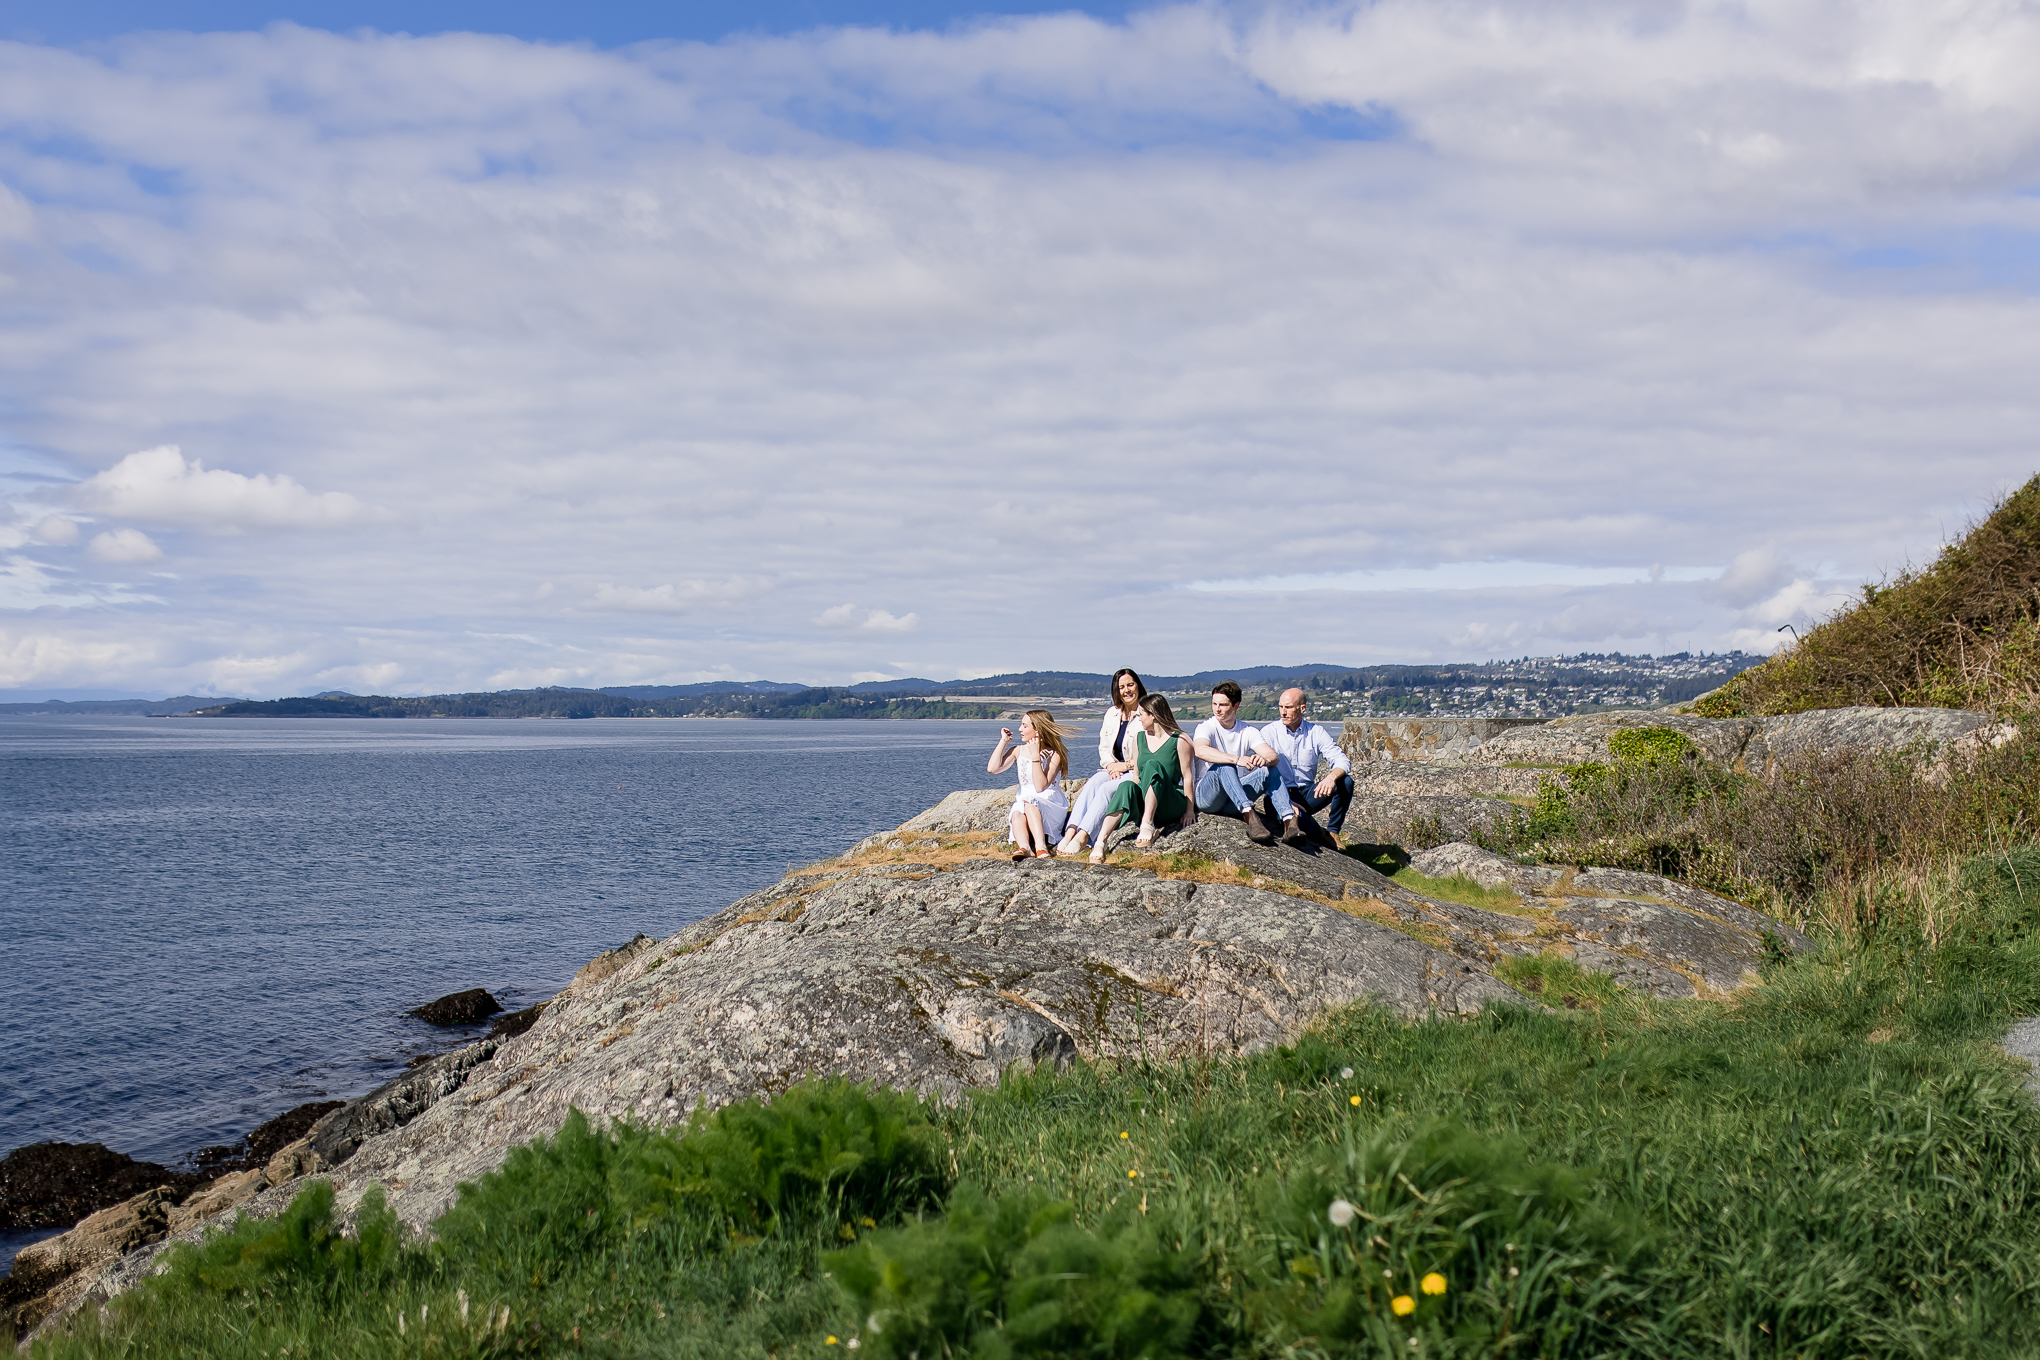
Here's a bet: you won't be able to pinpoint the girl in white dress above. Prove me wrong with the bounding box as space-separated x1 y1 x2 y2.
1056 668 1146 856
988 710 1070 859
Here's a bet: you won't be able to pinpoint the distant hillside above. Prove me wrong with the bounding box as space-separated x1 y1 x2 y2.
0 695 235 716
1699 474 2040 717
192 688 1002 721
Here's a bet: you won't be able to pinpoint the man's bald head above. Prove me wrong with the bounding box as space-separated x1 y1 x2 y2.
1278 688 1307 730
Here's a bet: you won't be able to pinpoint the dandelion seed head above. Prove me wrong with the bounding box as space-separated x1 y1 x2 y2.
1341 1067 1354 1079
1328 1199 1357 1227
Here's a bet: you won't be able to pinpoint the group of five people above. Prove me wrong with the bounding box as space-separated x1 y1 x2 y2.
985 670 1354 861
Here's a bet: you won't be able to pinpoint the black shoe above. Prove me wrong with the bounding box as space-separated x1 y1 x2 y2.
1242 808 1276 845
1300 814 1337 849
1280 817 1308 847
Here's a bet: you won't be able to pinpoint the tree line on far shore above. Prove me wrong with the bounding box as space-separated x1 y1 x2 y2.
191 690 1007 721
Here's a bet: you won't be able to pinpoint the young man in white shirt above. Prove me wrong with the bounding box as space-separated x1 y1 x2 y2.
1189 681 1296 846
1258 687 1354 848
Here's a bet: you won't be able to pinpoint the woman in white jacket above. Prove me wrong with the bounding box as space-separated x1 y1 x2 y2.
1054 668 1146 856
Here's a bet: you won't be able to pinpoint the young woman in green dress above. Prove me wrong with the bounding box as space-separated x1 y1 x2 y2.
1088 693 1197 861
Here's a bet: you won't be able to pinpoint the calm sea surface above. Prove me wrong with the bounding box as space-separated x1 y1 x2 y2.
1 715 1040 1261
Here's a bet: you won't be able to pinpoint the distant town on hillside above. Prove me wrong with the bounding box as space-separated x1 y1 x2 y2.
0 652 1760 721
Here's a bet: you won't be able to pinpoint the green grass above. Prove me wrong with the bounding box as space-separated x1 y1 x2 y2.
1385 866 1527 914
33 849 2040 1359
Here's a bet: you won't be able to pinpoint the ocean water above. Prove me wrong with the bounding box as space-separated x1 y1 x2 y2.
1 715 1041 1257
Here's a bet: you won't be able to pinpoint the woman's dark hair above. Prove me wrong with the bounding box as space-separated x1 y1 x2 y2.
1108 668 1147 711
1139 693 1182 735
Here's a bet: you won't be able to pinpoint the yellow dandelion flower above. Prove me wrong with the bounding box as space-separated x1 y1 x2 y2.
1128 1168 1139 1178
825 1337 839 1346
860 1217 876 1228
1391 1295 1415 1316
1421 1272 1447 1295
1349 1095 1362 1106
1120 1131 1129 1139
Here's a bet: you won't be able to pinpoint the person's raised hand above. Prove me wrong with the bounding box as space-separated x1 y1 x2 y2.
1315 773 1338 799
999 727 1014 742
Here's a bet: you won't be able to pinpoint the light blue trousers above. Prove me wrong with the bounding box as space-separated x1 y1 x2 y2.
1067 771 1132 840
1194 763 1293 820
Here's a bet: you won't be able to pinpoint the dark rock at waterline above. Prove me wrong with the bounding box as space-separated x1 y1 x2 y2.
488 1001 548 1040
191 1101 346 1178
409 988 501 1027
0 1143 201 1233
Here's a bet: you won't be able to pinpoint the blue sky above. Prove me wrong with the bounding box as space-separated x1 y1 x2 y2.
0 0 1137 47
1 0 2037 698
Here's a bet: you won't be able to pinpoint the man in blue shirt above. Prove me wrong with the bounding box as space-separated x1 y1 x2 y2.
1258 688 1354 848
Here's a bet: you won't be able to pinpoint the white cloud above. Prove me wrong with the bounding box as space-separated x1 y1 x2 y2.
587 578 763 613
0 13 2031 694
0 556 165 609
73 447 378 533
816 604 920 634
86 528 164 563
30 516 81 546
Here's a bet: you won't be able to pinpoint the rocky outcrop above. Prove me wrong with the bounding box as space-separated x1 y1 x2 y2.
1340 707 2004 779
409 988 502 1026
278 855 1514 1234
2 1187 180 1338
23 795 1811 1344
1406 842 1808 998
1344 718 1542 765
0 1144 200 1232
308 1040 502 1168
3 1134 327 1342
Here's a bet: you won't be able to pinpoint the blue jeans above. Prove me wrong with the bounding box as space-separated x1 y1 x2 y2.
1195 764 1292 821
1286 772 1354 833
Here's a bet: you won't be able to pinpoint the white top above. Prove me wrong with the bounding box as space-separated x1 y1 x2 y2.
1191 715 1272 785
1014 750 1067 807
1094 708 1141 772
1257 718 1351 788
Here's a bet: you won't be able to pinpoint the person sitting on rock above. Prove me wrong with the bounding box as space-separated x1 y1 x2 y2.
1259 687 1354 847
990 710 1072 858
1057 668 1147 856
1090 694 1196 860
1190 680 1291 845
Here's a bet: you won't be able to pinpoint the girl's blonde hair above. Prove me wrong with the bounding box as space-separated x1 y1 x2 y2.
1024 709 1071 776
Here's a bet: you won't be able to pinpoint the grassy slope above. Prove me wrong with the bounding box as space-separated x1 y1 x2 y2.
33 850 2040 1360
1700 474 2040 717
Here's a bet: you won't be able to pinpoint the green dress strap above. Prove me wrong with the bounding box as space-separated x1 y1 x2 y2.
1136 732 1180 790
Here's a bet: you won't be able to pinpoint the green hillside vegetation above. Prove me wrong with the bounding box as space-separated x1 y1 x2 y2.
1698 474 2040 718
194 691 1005 721
33 849 2040 1359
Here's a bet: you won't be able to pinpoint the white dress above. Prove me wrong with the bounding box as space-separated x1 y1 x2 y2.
1011 750 1069 844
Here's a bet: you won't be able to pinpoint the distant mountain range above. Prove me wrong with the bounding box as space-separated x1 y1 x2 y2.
1 653 1758 722
0 695 234 716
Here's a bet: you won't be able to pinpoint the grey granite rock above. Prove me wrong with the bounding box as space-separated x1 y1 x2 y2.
1351 763 1547 800
1408 843 1520 889
1746 706 1997 777
308 1039 501 1168
1471 712 1760 770
1342 793 1524 845
291 858 1514 1233
34 803 1816 1340
1341 718 1543 766
2003 1018 2040 1099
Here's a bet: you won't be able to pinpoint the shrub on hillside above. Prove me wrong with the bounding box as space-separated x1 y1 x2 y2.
1700 474 2040 717
1497 723 2040 906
